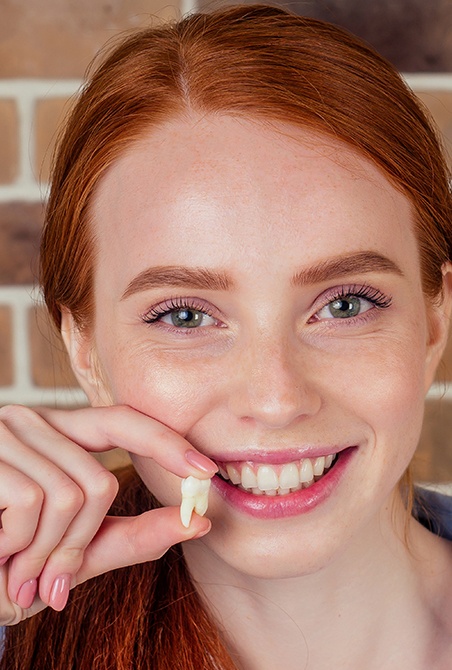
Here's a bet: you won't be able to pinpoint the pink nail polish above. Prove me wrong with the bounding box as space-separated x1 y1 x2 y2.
16 579 38 609
185 449 217 474
49 574 71 611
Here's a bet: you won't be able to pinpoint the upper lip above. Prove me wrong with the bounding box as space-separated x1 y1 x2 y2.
208 445 354 466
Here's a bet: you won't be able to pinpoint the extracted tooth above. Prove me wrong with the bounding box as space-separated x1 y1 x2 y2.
257 465 279 491
299 459 314 484
242 464 258 489
180 496 196 528
195 491 209 516
313 456 325 476
180 476 211 528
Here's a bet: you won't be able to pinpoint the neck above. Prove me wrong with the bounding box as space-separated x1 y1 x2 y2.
183 495 450 670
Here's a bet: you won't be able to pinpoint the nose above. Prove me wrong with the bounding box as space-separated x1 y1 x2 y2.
228 333 322 429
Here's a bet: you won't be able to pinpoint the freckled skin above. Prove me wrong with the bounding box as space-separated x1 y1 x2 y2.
78 114 443 580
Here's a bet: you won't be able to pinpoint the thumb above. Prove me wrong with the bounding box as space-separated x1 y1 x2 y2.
74 506 211 584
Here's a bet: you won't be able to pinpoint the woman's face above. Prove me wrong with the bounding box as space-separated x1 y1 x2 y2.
74 115 446 578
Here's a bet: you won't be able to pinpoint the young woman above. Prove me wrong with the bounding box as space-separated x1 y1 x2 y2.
0 5 451 668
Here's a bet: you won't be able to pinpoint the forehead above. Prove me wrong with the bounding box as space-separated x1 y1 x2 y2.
91 114 418 278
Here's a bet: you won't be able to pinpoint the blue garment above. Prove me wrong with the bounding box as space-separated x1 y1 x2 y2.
414 488 452 541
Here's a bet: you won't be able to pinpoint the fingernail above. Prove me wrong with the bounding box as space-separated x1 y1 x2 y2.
185 449 217 474
49 574 71 611
16 579 38 609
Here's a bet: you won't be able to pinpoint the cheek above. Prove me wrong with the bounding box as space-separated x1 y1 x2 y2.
337 333 427 463
97 342 221 436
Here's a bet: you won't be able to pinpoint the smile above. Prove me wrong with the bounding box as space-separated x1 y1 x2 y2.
217 455 336 496
211 448 355 519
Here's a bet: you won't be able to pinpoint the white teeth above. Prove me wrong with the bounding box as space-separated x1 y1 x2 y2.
279 463 300 489
218 464 229 479
325 454 334 469
299 459 314 484
226 464 241 485
180 476 211 528
242 464 258 489
219 453 336 496
257 465 279 491
313 456 325 476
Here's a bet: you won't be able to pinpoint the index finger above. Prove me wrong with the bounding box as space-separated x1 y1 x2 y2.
31 405 217 479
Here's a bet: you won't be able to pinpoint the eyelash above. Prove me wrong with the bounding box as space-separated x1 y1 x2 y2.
140 285 392 329
311 284 392 321
141 297 217 324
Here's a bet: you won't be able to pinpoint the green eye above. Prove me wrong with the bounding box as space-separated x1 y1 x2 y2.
315 295 374 320
163 308 215 328
328 297 362 319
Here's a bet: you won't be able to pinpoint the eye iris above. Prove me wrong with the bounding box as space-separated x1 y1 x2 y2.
171 309 203 328
329 296 361 318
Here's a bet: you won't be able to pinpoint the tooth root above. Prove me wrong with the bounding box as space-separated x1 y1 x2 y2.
226 464 241 485
194 492 209 516
300 458 314 484
242 464 258 489
313 456 326 476
257 465 279 491
180 496 196 528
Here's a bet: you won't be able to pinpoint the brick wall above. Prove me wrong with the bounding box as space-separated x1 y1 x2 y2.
0 2 450 480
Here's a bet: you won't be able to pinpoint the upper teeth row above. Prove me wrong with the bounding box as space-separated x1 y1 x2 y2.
219 455 335 495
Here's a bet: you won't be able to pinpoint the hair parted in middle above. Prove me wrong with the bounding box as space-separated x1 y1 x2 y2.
41 4 452 335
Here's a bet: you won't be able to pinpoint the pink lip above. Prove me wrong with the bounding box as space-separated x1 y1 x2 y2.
210 444 350 465
211 447 355 519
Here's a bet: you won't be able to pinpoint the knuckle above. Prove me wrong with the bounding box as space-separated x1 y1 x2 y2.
20 480 44 510
52 480 84 515
54 544 84 567
0 404 37 427
85 469 119 503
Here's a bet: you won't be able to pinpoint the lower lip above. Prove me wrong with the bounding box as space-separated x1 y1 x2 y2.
211 448 356 519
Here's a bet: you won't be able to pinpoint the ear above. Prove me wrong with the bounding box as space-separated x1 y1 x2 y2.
424 262 452 391
60 310 112 406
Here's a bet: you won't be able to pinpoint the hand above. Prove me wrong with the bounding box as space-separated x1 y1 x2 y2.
0 404 216 625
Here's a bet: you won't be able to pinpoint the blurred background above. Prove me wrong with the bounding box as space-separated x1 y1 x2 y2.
0 0 450 480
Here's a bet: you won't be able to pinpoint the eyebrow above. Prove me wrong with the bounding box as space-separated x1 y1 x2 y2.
121 266 233 299
291 251 403 286
121 251 403 300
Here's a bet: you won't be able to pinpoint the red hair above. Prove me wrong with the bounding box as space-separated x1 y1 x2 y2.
4 5 451 668
40 4 451 332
